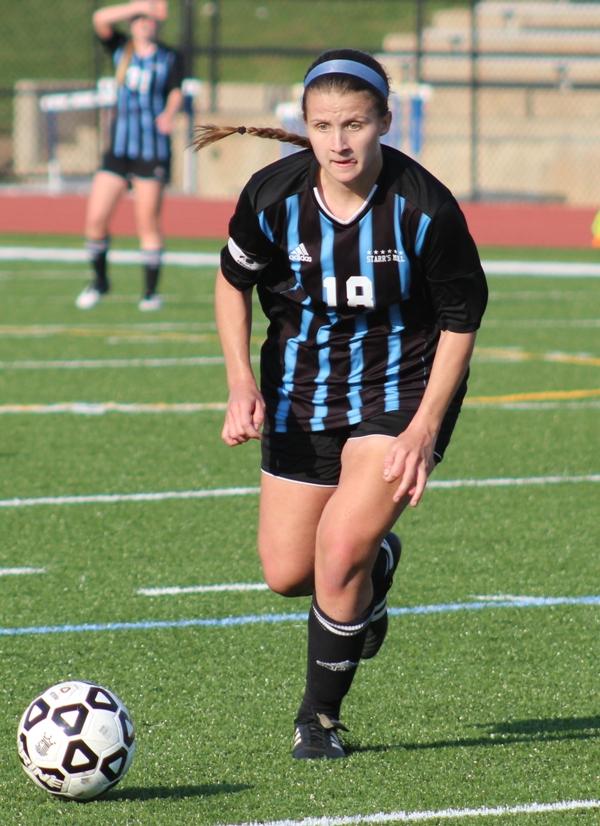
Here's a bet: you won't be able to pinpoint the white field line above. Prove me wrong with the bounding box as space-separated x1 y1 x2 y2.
0 356 226 369
0 475 598 509
483 318 600 328
220 798 600 826
138 583 269 596
0 567 46 576
426 474 600 489
0 486 260 509
0 402 227 415
0 321 216 330
0 402 597 414
484 260 600 278
471 594 533 602
488 288 597 300
137 587 587 601
2 247 600 277
0 247 220 267
0 328 214 341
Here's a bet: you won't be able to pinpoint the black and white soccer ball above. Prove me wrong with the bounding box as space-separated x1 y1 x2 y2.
17 680 135 801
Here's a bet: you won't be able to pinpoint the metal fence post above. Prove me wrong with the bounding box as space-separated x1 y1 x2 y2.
208 0 221 113
415 0 424 84
469 0 480 200
180 0 196 79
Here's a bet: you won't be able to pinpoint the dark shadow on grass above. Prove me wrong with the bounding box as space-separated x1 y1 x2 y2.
474 715 600 738
348 715 600 756
101 782 252 802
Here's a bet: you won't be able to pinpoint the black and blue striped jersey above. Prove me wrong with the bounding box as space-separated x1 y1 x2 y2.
221 145 487 433
101 31 183 162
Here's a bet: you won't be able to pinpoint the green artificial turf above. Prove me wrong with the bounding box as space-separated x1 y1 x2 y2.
0 241 598 825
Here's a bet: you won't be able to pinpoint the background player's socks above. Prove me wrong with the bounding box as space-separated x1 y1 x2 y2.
85 237 110 293
141 248 163 299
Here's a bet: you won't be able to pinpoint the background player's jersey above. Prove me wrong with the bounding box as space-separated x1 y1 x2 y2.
101 31 183 162
221 145 488 433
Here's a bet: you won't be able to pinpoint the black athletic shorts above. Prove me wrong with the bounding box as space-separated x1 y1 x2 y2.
100 150 171 184
261 404 463 487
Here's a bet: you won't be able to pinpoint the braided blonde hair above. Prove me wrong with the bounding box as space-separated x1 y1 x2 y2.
192 124 310 152
115 40 135 87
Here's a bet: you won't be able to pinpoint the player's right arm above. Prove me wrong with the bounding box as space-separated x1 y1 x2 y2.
93 1 168 39
215 269 265 446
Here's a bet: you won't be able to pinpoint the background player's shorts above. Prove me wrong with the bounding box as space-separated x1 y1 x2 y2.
100 150 171 183
261 404 463 487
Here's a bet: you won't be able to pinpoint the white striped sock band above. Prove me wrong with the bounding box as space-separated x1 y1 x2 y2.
141 248 163 268
85 238 109 256
312 602 371 638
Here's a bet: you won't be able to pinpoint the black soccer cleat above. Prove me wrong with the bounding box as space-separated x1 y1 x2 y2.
292 713 348 760
361 533 402 660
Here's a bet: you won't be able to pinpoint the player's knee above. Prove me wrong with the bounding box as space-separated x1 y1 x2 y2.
268 577 312 598
138 228 162 249
85 215 108 239
315 528 370 594
263 567 312 598
259 546 313 597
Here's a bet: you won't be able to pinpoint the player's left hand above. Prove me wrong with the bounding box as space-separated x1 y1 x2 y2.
146 0 169 21
382 424 436 507
155 111 175 134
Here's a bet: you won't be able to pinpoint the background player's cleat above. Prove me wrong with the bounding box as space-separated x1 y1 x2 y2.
138 294 163 311
75 284 105 309
292 713 348 759
362 533 402 659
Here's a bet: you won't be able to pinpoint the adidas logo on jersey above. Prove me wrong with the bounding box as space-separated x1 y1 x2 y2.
288 243 312 263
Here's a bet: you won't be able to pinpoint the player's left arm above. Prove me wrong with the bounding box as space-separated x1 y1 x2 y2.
155 50 184 134
383 329 476 505
383 198 488 506
155 87 183 134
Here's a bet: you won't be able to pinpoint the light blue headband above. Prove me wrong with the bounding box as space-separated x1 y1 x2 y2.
304 59 388 99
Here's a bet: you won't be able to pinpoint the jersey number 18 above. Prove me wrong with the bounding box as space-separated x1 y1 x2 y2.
322 275 375 309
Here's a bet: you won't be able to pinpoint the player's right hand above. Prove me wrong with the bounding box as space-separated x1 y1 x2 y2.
221 383 265 446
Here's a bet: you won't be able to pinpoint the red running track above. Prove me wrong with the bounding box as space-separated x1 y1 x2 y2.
0 190 597 248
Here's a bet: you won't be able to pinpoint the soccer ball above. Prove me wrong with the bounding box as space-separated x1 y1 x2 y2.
17 680 135 801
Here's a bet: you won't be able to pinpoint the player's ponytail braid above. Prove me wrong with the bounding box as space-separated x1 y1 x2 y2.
115 40 134 87
192 124 310 152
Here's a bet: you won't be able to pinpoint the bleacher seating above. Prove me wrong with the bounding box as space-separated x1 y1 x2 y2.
379 1 600 204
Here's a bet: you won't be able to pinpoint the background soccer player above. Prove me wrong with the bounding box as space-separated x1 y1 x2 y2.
195 49 488 759
76 0 183 311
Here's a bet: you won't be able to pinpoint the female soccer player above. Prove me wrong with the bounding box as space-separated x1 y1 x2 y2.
76 0 183 311
195 49 488 759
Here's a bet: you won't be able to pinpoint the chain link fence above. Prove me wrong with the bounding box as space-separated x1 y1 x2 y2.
1 0 599 205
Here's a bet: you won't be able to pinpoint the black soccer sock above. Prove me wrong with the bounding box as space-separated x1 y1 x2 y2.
371 539 390 602
86 237 110 292
295 597 372 725
141 248 163 298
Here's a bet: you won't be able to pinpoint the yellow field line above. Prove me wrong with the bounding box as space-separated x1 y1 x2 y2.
1 331 598 366
466 388 600 404
106 333 214 343
1 391 598 415
475 347 600 367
